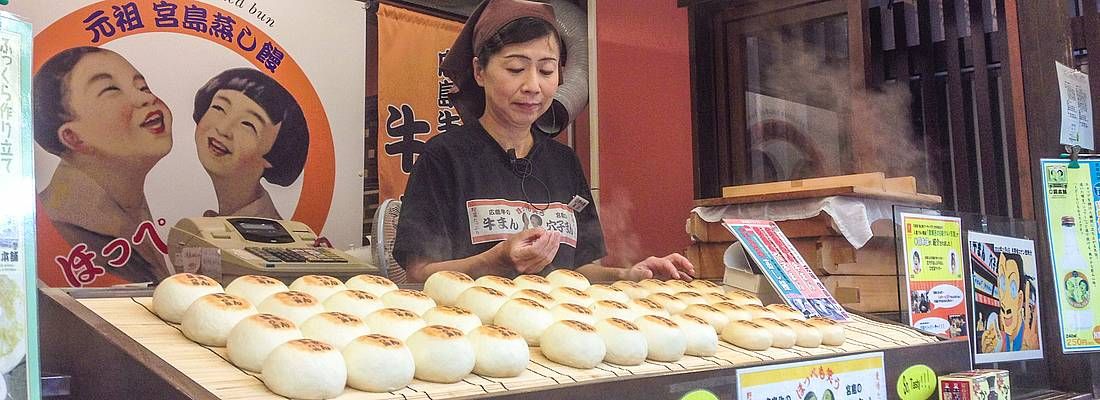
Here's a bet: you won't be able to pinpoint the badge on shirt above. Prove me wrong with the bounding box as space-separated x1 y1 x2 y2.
466 199 578 247
568 195 590 212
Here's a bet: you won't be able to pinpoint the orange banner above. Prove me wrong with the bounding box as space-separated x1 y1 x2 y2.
377 4 464 201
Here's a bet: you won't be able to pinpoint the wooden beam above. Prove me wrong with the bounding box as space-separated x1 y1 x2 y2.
967 0 1004 216
848 0 877 174
689 3 723 199
1004 0 1033 220
1015 0 1094 392
943 0 979 212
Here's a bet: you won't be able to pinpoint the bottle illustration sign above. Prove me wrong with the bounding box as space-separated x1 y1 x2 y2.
1042 159 1100 353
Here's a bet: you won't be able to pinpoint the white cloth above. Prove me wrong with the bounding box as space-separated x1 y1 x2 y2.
691 196 897 249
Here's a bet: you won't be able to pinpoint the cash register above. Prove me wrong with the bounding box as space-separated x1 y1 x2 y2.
167 217 378 283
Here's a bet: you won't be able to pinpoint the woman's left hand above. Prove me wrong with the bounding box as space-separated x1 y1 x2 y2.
621 253 696 281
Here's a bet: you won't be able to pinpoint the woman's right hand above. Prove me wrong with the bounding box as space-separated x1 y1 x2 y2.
487 229 562 275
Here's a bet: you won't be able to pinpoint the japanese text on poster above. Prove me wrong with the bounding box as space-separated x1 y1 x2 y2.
738 352 886 400
724 219 850 322
0 11 39 399
900 213 967 339
1041 159 1100 353
968 232 1042 363
376 4 462 200
13 0 365 287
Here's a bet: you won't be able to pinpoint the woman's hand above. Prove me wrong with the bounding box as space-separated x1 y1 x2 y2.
487 229 562 275
621 253 696 281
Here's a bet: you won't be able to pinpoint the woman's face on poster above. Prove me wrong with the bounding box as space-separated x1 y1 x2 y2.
61 51 172 162
194 89 281 178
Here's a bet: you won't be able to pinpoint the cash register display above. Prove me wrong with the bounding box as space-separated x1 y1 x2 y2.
228 218 295 244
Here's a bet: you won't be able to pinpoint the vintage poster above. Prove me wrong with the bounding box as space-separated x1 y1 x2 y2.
375 3 462 201
968 232 1042 363
737 352 887 400
0 11 40 400
1041 159 1100 353
10 0 366 287
724 218 851 322
900 213 967 339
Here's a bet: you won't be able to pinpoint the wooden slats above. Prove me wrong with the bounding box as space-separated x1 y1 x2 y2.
77 297 940 400
892 3 912 83
966 0 1004 216
942 0 979 212
694 0 1035 218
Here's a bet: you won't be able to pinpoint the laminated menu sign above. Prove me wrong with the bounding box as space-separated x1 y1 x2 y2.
737 352 887 400
968 232 1042 363
1041 159 1100 353
0 11 39 400
900 213 967 339
723 219 850 321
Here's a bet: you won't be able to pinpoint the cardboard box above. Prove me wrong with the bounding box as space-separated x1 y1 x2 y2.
939 369 1010 400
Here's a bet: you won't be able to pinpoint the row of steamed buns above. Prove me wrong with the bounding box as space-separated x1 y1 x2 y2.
150 270 845 399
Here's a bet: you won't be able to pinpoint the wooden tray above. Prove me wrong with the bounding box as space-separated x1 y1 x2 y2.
696 186 943 207
40 287 963 399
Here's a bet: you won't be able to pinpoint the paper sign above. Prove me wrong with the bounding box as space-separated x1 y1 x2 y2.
738 352 887 400
1057 61 1094 150
724 219 850 321
900 213 967 339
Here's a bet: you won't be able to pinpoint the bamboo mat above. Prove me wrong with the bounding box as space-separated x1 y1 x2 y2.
78 297 941 400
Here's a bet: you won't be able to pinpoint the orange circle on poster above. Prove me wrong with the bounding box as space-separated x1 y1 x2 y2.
33 0 336 287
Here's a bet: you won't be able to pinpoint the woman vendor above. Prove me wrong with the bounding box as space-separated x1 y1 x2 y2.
394 0 694 283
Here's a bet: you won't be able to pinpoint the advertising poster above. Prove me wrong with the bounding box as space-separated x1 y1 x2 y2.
737 352 887 400
376 3 462 201
1041 159 1100 353
900 213 966 338
0 11 40 400
724 218 851 322
968 232 1042 363
10 0 366 287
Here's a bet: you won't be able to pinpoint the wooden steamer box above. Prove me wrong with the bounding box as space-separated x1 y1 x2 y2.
686 173 941 313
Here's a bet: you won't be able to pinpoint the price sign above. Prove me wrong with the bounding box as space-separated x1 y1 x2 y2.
738 353 886 400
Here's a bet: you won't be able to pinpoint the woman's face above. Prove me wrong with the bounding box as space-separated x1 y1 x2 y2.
61 51 172 162
194 89 281 179
474 34 560 130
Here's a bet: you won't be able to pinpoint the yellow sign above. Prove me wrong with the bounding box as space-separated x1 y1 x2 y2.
896 364 936 400
738 352 886 399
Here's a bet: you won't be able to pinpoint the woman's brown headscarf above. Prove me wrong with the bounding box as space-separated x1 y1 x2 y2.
440 0 560 120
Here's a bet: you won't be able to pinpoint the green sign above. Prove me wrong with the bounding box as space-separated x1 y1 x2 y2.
1042 159 1100 353
896 364 936 400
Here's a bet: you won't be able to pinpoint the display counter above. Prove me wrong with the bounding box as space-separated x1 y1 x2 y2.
39 285 969 399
